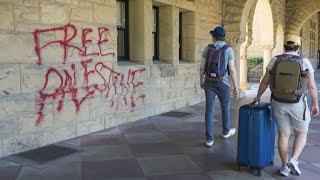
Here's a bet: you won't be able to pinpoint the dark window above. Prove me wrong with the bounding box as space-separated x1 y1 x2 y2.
179 12 182 60
153 7 159 60
117 0 129 60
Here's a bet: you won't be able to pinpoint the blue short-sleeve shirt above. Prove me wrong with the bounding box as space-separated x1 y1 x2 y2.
202 41 235 86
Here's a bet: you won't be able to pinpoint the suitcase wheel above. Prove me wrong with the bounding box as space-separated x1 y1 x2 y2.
270 161 274 166
257 169 262 176
237 166 241 172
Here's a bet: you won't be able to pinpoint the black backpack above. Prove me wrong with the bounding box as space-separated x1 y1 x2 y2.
205 44 229 81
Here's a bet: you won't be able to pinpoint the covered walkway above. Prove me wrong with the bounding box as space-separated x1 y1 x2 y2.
1 70 320 180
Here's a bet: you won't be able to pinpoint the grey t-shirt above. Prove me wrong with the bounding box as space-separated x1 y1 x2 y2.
202 41 235 86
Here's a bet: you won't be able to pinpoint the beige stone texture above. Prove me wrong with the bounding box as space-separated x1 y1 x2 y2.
0 93 35 118
0 64 20 95
3 132 43 156
151 64 176 78
0 5 14 31
94 4 116 25
56 0 79 5
53 99 89 125
71 7 93 22
0 139 3 157
15 6 39 23
129 0 153 63
0 117 18 139
41 124 76 145
17 108 53 134
159 6 180 62
23 0 39 7
0 32 37 64
77 116 104 136
40 3 69 24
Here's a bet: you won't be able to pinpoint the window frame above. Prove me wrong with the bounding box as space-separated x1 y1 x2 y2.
153 6 159 61
117 0 130 61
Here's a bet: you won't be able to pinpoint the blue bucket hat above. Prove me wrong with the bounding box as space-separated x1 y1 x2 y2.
210 26 226 37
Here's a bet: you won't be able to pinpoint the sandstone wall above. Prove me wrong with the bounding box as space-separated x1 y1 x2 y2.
0 0 221 157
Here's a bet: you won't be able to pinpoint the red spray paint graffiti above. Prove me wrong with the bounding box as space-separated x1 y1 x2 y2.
34 23 146 126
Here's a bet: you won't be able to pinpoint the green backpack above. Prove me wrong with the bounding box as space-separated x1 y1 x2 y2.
269 54 309 103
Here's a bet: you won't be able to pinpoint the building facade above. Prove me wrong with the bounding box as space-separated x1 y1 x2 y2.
0 0 319 157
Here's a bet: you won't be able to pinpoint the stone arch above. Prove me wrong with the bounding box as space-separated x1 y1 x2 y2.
286 0 320 35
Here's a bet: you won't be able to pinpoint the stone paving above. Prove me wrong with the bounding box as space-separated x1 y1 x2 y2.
1 70 320 180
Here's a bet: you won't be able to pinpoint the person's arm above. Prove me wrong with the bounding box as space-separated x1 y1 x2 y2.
307 73 319 117
199 57 206 89
228 60 239 99
253 70 271 102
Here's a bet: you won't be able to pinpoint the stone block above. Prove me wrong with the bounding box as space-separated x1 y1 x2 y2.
17 109 53 134
41 124 76 145
0 117 17 138
161 77 186 90
80 0 93 8
127 106 154 123
56 0 79 5
3 132 43 156
177 63 196 76
113 64 150 82
0 32 37 64
71 7 93 22
104 111 128 129
181 87 196 97
187 95 201 106
154 101 175 115
175 98 188 109
0 139 3 157
162 89 180 102
14 6 39 23
0 93 35 118
90 96 108 118
93 4 116 25
0 5 14 31
53 99 89 125
152 64 176 78
0 64 20 95
23 0 39 7
77 116 104 136
40 3 69 24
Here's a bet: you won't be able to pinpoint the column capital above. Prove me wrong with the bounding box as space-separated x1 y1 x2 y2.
262 43 274 50
241 37 253 49
225 36 246 47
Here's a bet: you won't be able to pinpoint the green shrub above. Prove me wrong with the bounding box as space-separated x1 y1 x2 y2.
247 56 263 65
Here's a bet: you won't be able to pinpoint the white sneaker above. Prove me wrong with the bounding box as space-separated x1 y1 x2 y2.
205 140 214 147
288 158 301 175
279 166 291 177
222 128 236 139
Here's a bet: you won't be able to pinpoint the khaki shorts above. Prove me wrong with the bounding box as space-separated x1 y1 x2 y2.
272 97 311 133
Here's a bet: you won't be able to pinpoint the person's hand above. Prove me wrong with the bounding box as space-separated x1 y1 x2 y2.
311 105 319 117
253 96 260 102
233 88 239 100
200 82 204 89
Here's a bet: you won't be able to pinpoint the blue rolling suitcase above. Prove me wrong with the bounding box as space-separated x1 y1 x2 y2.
237 102 275 176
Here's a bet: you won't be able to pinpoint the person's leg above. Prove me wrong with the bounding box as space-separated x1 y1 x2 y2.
291 129 307 160
205 85 217 142
278 130 291 167
216 82 230 135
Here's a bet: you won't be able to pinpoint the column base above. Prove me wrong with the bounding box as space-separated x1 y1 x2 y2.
240 82 250 90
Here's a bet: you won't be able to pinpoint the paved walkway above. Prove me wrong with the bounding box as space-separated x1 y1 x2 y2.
1 70 320 180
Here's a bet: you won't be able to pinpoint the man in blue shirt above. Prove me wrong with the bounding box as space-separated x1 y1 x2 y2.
199 26 239 147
